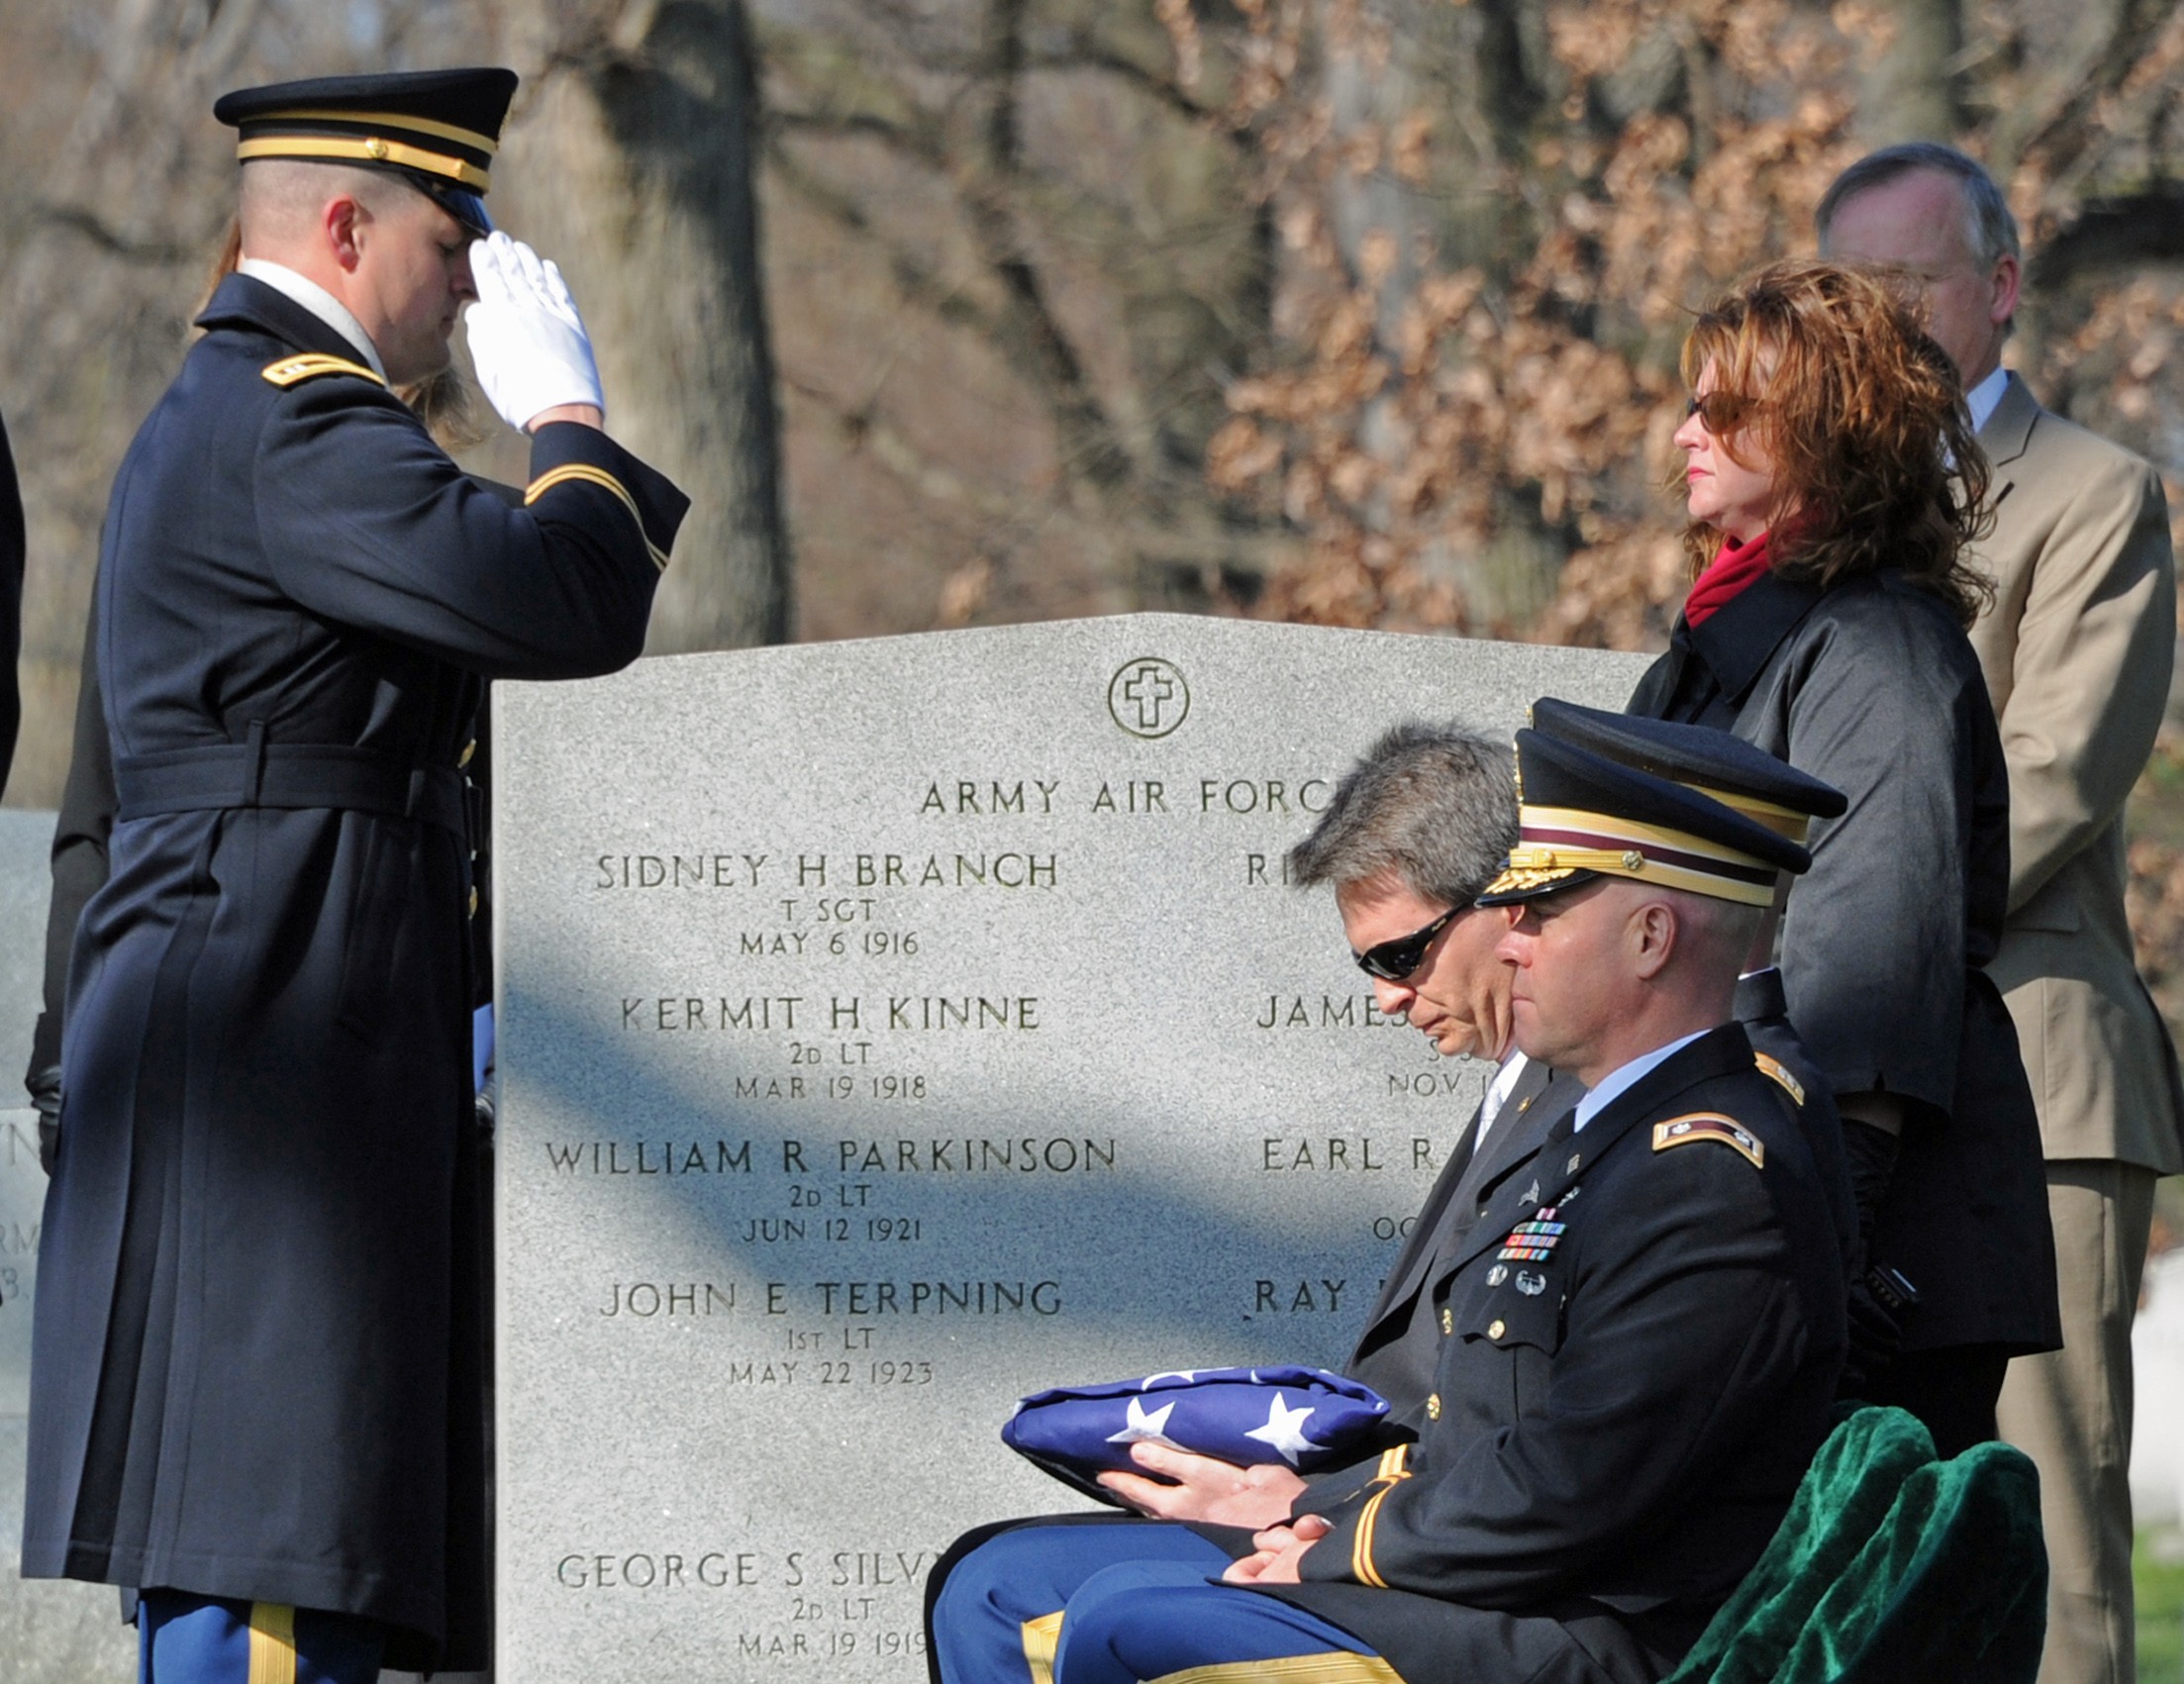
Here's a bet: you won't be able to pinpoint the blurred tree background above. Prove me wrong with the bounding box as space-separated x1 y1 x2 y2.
7 0 2184 1041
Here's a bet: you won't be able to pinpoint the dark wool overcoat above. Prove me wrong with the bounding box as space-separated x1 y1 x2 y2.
1629 569 2062 1358
20 274 686 1670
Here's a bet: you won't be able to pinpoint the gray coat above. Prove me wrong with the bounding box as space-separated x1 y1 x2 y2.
1629 569 2060 1356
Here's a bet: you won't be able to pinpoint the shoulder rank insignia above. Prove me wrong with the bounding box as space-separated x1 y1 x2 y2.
1652 1113 1765 1168
1753 1051 1805 1107
261 353 387 390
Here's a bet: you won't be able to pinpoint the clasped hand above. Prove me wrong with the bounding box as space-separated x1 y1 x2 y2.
1097 1441 1307 1529
1095 1442 1325 1581
1223 1515 1331 1585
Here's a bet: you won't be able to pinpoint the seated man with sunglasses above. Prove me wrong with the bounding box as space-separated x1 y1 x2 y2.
925 724 1558 1680
926 714 1852 1684
1159 720 1587 1506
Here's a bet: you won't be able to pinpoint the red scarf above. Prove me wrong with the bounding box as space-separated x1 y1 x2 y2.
1684 529 1773 627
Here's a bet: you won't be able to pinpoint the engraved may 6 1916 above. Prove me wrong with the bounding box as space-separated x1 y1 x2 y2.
492 614 1645 1682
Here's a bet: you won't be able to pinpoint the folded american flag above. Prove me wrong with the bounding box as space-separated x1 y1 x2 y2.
1003 1366 1392 1500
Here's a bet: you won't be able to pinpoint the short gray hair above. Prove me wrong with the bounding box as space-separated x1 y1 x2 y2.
1287 722 1517 907
1816 143 2021 267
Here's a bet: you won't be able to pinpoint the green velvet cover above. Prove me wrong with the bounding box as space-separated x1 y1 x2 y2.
1664 1407 1935 1684
1664 1407 2047 1684
1778 1440 2046 1683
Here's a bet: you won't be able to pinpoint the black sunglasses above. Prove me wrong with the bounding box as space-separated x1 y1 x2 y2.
1355 907 1460 982
1684 391 1763 434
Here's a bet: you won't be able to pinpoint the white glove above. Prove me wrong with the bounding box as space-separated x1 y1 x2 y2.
464 232 605 432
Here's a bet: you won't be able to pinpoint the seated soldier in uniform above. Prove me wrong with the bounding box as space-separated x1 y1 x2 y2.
927 713 1848 1684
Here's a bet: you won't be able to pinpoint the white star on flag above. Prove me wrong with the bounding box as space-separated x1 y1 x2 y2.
1106 1396 1182 1448
1141 1371 1201 1389
1243 1391 1321 1464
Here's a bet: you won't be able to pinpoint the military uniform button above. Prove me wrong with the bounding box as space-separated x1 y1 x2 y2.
1488 1319 1506 1339
468 886 479 918
1440 1307 1452 1336
1426 1393 1440 1420
459 738 477 768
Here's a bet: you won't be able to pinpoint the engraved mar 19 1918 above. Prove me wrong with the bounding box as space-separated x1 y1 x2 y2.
491 614 1643 1682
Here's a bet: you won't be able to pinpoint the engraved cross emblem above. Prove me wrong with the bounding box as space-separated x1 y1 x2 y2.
1107 656 1191 740
1122 666 1173 730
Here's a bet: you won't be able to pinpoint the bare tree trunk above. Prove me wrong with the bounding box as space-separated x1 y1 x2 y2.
1856 0 1960 146
0 0 269 804
495 0 793 651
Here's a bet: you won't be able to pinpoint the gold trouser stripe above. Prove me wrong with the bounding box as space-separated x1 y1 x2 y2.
1021 1610 1065 1684
247 1603 297 1684
255 107 500 156
238 135 490 191
526 463 670 571
1151 1650 1407 1684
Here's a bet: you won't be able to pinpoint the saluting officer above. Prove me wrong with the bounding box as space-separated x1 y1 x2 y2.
19 67 687 1683
929 719 1846 1684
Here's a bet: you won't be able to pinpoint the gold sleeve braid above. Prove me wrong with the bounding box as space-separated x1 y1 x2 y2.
525 463 670 572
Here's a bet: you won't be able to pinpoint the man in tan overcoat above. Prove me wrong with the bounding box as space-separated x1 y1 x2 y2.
1822 142 2184 1684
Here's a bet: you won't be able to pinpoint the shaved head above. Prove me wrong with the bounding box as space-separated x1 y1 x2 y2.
1662 888 1764 978
238 159 407 248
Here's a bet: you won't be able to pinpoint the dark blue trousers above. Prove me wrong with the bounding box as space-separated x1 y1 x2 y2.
930 1520 1398 1684
138 1592 383 1684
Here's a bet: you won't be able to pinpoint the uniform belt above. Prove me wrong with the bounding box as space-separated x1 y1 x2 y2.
115 725 465 838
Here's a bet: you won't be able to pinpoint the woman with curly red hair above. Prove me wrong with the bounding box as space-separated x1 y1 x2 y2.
1629 258 2059 1456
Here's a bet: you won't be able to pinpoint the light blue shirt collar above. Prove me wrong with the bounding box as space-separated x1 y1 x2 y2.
1573 1030 1710 1132
1966 365 2009 436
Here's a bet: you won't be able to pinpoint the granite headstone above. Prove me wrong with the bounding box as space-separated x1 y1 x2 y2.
493 616 1648 1682
0 808 139 1678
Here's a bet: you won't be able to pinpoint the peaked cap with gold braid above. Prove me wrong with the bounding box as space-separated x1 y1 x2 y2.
215 67 517 238
1526 697 1847 846
1477 723 1814 908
